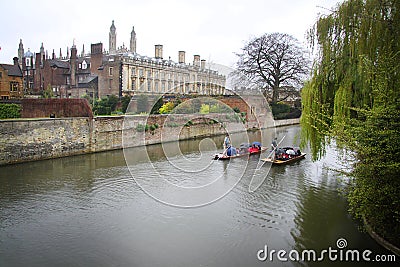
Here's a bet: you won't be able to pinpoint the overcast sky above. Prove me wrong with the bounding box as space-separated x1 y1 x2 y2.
0 0 341 67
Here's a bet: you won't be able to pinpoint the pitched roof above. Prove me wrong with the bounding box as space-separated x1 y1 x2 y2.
79 75 97 85
48 59 70 69
0 64 23 77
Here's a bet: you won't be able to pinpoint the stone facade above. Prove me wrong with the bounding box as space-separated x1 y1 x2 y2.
0 104 295 166
0 114 241 165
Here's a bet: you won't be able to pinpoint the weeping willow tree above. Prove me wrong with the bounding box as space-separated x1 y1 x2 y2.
301 0 400 247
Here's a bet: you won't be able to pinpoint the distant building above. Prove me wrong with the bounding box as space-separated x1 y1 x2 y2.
0 57 23 99
17 20 226 99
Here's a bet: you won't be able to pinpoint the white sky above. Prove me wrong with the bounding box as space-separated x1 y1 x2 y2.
0 0 342 67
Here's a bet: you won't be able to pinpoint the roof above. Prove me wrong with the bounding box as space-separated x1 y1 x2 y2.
0 64 23 77
48 59 70 69
78 75 98 87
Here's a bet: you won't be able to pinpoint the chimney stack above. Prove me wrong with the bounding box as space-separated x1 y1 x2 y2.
178 51 185 64
155 44 163 59
13 57 19 66
70 45 77 86
201 59 206 70
193 55 200 67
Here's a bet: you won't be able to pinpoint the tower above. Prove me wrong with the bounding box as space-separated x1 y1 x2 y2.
130 26 136 53
109 20 116 54
18 39 24 67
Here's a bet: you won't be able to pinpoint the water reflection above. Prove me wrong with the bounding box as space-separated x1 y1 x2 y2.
0 126 397 267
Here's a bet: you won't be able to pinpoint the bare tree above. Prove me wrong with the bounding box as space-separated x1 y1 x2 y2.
234 33 310 103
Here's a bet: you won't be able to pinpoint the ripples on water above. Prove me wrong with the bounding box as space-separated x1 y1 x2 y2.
0 126 396 267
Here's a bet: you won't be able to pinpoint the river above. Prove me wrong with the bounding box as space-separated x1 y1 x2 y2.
0 125 396 266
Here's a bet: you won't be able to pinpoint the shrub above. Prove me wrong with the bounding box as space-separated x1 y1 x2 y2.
0 104 21 119
184 120 193 127
136 123 147 132
159 102 174 114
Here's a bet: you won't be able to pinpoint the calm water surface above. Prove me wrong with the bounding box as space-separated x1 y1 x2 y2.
0 125 397 266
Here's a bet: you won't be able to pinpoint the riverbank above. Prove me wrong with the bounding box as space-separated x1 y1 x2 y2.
0 116 298 166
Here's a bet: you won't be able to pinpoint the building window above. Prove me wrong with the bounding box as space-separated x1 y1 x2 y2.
154 81 159 92
139 68 144 77
0 72 2 79
162 81 165 92
109 67 113 76
109 79 112 89
10 82 19 92
147 80 151 91
147 70 151 79
131 79 136 90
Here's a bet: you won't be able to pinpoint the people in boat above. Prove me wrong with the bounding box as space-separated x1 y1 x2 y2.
271 138 278 150
286 148 296 158
226 146 237 156
248 144 260 154
223 134 231 156
275 147 285 159
239 143 250 154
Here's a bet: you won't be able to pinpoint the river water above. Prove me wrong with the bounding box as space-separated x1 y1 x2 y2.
0 125 396 266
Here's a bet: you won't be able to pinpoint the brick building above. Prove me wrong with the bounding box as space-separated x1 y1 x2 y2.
16 20 226 99
0 57 23 99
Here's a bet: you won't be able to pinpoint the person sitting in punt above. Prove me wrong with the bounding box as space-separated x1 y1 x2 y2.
248 144 260 154
226 146 237 156
286 148 296 158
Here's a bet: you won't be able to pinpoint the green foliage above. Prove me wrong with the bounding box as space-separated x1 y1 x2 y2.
120 95 131 113
209 103 231 113
233 107 240 113
302 0 400 245
184 120 193 127
136 123 148 132
271 102 290 114
159 102 174 114
150 97 164 114
42 84 54 98
107 95 119 111
270 102 301 120
93 96 112 115
200 104 210 114
0 103 21 119
149 124 157 131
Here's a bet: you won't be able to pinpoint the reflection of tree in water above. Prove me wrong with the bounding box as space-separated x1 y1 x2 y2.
291 168 395 267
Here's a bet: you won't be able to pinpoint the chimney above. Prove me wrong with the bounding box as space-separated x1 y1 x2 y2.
178 51 185 64
201 59 206 70
13 57 19 66
193 55 200 67
155 44 163 59
90 43 103 75
70 45 77 86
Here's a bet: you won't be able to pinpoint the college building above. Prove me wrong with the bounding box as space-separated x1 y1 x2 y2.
15 20 226 99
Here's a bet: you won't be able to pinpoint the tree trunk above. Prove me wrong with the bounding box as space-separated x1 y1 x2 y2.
272 85 279 104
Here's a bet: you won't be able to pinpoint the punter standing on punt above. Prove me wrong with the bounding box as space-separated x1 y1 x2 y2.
223 134 231 156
